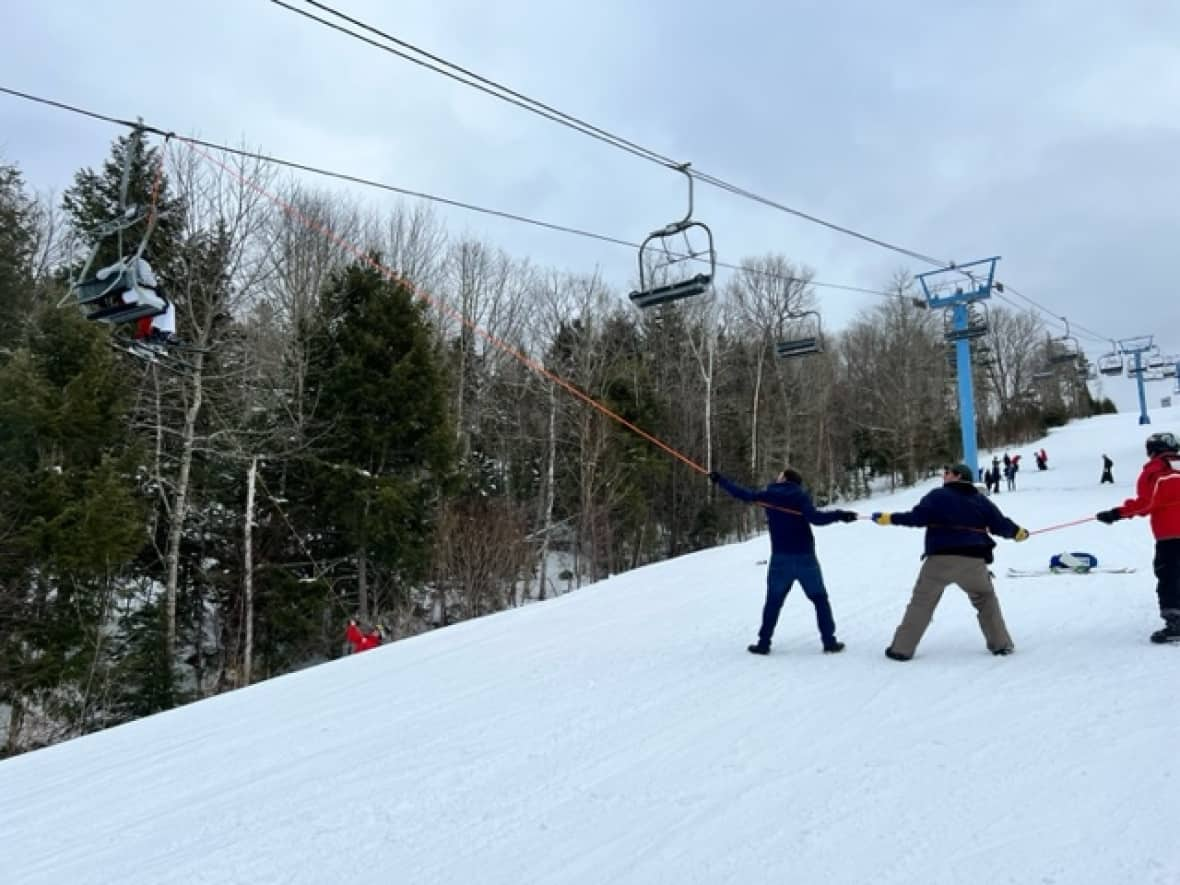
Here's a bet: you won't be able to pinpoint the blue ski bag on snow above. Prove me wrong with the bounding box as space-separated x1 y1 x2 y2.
1050 551 1099 573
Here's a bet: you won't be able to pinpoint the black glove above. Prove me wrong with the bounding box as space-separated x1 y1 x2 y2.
708 471 721 484
837 511 858 523
1095 509 1122 524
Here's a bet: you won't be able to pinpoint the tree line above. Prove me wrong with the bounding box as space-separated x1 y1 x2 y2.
0 133 1114 755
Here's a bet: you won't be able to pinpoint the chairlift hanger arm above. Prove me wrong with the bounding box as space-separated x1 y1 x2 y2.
649 163 697 236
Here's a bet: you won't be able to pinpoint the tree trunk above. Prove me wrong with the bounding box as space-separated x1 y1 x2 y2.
534 380 558 603
357 548 369 622
164 351 206 660
3 698 25 756
750 345 765 475
241 455 257 687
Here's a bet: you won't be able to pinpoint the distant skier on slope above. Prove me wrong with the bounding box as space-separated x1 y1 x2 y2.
1095 432 1180 644
710 466 858 656
871 462 1030 661
1100 454 1114 484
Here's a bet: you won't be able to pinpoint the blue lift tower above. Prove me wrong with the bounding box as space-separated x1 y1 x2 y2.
916 257 1000 478
1119 336 1156 425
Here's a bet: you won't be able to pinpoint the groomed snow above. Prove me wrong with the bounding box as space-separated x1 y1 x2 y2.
1 409 1177 884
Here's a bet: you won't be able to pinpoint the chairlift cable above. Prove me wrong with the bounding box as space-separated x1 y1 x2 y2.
287 0 680 169
268 1 955 269
2 84 1147 358
0 85 892 299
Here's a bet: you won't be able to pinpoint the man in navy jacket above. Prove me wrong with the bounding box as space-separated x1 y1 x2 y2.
710 467 858 655
872 462 1029 660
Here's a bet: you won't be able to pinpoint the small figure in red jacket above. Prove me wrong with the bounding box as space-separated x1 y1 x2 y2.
346 619 384 653
1096 432 1180 643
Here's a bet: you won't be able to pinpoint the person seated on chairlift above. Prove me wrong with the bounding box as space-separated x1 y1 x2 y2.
96 255 177 345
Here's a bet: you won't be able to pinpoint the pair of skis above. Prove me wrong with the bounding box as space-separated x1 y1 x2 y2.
109 336 209 371
1006 566 1137 578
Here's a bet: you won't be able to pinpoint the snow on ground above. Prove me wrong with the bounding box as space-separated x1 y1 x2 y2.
1 409 1178 884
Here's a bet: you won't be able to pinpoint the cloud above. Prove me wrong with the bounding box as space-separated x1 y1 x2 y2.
1 0 1176 376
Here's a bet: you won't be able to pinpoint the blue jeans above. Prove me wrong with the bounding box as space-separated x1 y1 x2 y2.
759 553 836 645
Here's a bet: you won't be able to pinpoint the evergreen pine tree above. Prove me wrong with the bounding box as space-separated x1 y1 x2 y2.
0 160 41 354
61 129 185 284
303 258 456 623
0 308 145 753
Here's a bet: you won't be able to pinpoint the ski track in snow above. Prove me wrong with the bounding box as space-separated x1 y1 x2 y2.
1 411 1178 883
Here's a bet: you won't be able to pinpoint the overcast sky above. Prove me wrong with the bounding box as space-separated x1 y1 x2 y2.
2 1 1178 414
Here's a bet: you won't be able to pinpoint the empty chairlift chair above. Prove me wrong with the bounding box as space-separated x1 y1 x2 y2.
1097 341 1123 376
1047 320 1081 365
628 164 716 310
776 311 824 359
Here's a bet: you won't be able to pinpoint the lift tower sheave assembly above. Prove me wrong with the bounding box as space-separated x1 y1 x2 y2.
915 257 1000 478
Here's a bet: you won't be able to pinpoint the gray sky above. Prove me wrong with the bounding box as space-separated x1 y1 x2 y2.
2 0 1178 415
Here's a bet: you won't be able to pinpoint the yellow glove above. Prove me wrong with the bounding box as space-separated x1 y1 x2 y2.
872 512 892 526
1014 527 1029 542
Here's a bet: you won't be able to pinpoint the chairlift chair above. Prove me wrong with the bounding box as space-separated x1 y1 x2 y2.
1096 341 1123 376
628 164 716 310
65 128 168 327
775 311 824 359
1049 319 1081 364
1048 345 1079 365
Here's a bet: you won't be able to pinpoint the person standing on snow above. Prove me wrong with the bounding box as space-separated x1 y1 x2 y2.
710 467 858 656
871 462 1030 660
1100 454 1114 484
1095 432 1180 644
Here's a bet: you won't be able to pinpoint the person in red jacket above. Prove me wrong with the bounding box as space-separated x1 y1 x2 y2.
1096 432 1180 643
345 619 384 653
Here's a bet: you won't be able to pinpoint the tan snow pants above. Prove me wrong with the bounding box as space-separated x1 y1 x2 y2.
889 555 1013 656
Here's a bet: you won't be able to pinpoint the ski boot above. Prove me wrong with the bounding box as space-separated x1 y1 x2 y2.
1149 617 1180 645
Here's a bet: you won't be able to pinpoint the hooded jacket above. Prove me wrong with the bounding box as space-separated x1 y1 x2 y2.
888 480 1021 563
346 622 382 653
1117 452 1180 540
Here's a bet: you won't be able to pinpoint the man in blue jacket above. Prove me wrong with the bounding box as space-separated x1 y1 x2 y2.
710 467 858 655
872 462 1030 660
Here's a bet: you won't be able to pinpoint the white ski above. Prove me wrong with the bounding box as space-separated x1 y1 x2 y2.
1006 567 1137 578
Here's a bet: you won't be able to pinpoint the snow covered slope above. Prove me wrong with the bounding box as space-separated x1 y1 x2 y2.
1 409 1177 884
